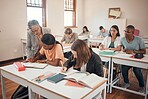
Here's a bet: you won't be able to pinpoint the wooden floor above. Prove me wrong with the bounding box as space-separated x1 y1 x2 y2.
0 59 147 99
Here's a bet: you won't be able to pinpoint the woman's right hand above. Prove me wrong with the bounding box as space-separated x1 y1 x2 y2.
61 66 68 73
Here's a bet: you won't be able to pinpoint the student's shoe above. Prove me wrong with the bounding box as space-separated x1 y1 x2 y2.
122 83 130 89
139 87 145 93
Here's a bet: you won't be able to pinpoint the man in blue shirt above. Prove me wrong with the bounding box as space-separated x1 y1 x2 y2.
121 25 146 93
98 26 108 38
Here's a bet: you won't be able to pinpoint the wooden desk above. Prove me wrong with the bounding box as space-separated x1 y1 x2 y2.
0 65 107 99
110 52 148 99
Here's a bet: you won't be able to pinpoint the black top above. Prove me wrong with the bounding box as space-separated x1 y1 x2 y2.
64 49 104 77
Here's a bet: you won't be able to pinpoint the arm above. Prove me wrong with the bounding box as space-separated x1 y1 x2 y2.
61 35 65 43
26 32 33 59
46 59 61 66
108 45 121 51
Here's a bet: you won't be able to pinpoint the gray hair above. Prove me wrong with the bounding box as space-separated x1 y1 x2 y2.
28 20 39 29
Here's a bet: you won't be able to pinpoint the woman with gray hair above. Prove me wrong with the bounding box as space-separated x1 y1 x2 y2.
26 20 51 62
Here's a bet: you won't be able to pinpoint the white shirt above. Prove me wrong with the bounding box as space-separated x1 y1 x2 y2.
101 36 121 48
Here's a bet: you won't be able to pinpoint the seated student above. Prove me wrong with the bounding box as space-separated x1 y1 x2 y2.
79 26 90 43
26 20 51 61
121 25 146 93
12 34 65 99
99 25 121 77
79 26 90 37
61 39 104 77
61 28 78 58
61 28 78 44
29 34 65 66
98 26 108 38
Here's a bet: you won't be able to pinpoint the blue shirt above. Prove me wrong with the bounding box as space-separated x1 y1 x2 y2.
121 36 145 50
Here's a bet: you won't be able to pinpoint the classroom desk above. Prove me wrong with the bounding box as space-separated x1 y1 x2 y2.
92 48 118 93
88 38 104 47
0 64 107 99
110 52 148 99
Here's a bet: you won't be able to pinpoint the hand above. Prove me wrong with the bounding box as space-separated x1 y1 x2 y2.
126 50 134 54
36 60 46 63
26 58 35 62
61 67 68 73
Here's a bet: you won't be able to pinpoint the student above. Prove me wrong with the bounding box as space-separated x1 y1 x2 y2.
31 34 65 66
99 25 121 78
79 26 90 37
61 28 78 44
121 25 146 93
12 34 64 99
98 26 108 38
99 25 121 51
61 39 104 77
26 20 51 61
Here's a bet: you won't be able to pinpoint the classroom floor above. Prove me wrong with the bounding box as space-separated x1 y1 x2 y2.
0 58 147 99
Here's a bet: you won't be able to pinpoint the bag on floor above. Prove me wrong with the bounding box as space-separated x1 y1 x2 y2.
11 85 28 99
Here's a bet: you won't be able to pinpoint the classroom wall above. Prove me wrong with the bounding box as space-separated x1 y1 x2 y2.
0 0 27 61
84 0 148 37
46 0 84 36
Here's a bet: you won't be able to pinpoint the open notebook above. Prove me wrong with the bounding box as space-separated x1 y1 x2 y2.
22 62 48 69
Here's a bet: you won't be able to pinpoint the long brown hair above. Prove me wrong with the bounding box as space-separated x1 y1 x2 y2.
71 39 91 68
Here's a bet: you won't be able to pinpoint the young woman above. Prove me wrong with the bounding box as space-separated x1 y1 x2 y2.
99 25 121 78
99 25 121 51
61 39 103 77
79 26 90 37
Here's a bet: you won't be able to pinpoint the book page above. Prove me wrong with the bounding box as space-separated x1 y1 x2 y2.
78 73 105 88
64 72 88 82
22 62 48 69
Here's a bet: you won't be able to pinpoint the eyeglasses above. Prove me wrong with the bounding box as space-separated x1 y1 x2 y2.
124 30 132 34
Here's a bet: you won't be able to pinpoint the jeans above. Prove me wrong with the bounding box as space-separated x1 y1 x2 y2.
122 65 144 87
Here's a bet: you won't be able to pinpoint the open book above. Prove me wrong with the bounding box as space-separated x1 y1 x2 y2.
64 72 106 89
22 62 48 69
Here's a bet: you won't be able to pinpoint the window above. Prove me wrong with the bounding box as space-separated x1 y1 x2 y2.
27 0 46 27
64 0 76 27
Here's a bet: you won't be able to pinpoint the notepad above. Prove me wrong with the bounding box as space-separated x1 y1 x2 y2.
99 50 115 55
22 62 48 69
47 73 66 83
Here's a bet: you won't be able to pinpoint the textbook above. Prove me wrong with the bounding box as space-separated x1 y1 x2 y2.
22 62 48 69
32 71 55 83
47 73 67 83
64 72 106 89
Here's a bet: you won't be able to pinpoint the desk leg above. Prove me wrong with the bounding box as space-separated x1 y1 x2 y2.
145 70 148 99
28 87 34 99
110 59 113 93
1 75 6 99
107 58 111 93
103 83 106 99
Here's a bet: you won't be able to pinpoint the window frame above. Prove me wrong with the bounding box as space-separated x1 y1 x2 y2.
26 0 46 27
64 0 77 28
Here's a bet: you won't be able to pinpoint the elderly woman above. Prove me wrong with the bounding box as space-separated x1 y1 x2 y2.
26 20 51 61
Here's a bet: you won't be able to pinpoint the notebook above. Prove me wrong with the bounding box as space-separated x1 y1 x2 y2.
22 62 48 69
47 73 66 83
